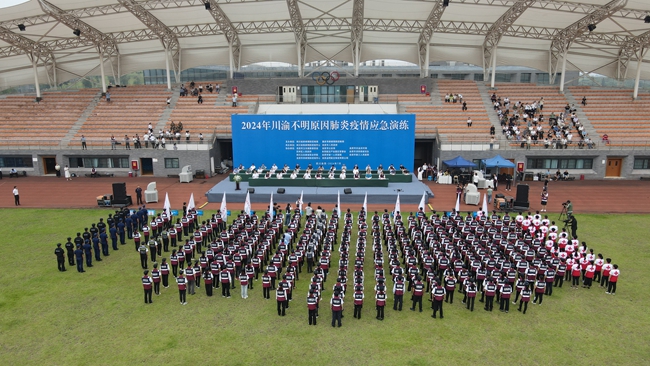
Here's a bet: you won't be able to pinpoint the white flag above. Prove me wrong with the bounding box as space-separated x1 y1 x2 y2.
187 193 196 211
220 192 228 220
163 192 171 218
481 192 488 215
269 192 274 219
363 192 368 213
455 193 460 212
419 191 427 212
336 190 341 217
243 190 251 216
394 193 401 218
298 190 304 212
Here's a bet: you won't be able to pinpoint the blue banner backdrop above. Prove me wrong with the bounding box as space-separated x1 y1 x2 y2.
232 114 416 171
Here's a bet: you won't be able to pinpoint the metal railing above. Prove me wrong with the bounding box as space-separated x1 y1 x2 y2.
439 138 650 151
0 138 215 151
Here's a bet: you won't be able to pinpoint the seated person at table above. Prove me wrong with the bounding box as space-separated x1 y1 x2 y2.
264 171 271 179
257 164 266 173
303 171 312 179
378 171 386 180
365 171 372 179
388 164 396 175
282 164 290 174
328 171 335 179
341 164 347 171
443 169 450 176
340 171 347 179
90 167 98 178
234 164 243 174
354 170 360 179
293 168 300 176
352 165 360 176
315 172 322 179
270 164 278 174
290 171 298 179
365 164 372 174
399 165 409 174
329 165 336 174
247 164 256 174
318 165 324 173
277 172 285 179
377 165 383 174
252 171 260 179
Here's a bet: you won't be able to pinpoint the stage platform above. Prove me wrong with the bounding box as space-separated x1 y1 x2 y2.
206 174 434 206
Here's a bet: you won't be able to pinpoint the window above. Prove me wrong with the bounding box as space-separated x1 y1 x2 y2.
165 158 180 169
68 157 129 168
474 73 484 82
520 73 531 83
633 158 650 169
0 156 33 168
527 158 593 170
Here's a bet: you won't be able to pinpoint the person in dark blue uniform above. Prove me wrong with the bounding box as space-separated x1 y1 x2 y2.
109 225 118 251
74 245 85 272
55 243 66 271
99 229 109 256
65 237 75 266
125 215 133 239
92 235 102 262
83 240 93 267
117 220 126 245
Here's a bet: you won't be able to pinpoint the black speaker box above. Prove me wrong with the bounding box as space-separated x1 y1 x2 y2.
514 184 529 207
248 188 255 194
277 188 285 194
112 183 127 201
344 188 352 194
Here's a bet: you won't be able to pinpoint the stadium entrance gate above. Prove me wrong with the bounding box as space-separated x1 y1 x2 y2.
42 156 57 175
605 158 622 177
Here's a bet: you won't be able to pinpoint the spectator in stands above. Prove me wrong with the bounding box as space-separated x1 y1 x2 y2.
232 94 238 107
467 117 472 127
124 135 131 150
81 135 87 150
110 135 117 150
134 134 141 149
166 97 171 107
216 84 220 94
199 133 204 143
161 137 166 149
185 131 190 142
197 94 203 104
581 96 587 106
462 101 467 111
105 91 111 103
602 134 609 144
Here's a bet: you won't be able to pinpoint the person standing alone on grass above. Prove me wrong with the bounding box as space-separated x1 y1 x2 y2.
12 186 19 206
541 188 549 212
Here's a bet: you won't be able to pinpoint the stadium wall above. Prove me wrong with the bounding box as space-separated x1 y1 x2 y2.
227 77 432 95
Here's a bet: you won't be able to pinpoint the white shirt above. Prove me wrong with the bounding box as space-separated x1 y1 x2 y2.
13 188 18 196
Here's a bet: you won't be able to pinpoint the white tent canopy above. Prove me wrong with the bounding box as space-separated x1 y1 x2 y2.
0 0 649 90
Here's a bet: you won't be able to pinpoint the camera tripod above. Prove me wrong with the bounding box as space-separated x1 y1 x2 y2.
558 205 568 221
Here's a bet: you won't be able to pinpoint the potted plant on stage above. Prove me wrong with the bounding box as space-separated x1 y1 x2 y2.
234 173 242 190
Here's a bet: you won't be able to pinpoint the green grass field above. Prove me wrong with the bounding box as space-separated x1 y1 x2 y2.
1 209 649 365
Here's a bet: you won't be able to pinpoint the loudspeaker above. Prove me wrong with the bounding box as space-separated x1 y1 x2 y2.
112 183 127 201
344 188 352 194
73 29 81 36
277 188 285 194
18 24 26 31
248 188 255 194
204 2 210 9
514 184 529 207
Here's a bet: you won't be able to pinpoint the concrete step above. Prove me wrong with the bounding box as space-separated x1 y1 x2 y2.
476 82 504 139
157 89 179 132
563 89 599 140
61 91 102 146
429 80 443 106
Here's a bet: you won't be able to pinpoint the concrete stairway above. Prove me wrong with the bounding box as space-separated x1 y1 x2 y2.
563 88 599 140
61 91 102 147
156 89 179 132
476 82 503 136
429 80 443 106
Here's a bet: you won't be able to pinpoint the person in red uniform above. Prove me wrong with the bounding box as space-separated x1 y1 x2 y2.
601 258 613 288
393 278 405 311
465 280 477 312
376 291 387 320
151 263 161 296
331 291 344 327
499 282 512 313
220 269 232 297
160 258 170 288
142 270 153 304
307 291 318 325
262 271 271 299
410 276 425 312
518 283 531 314
276 285 288 316
606 265 619 295
483 278 496 312
533 279 546 305
584 261 596 289
203 270 213 296
353 289 364 319
431 283 446 319
571 262 581 288
176 270 187 305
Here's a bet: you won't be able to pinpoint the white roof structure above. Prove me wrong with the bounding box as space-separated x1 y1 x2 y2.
0 0 649 90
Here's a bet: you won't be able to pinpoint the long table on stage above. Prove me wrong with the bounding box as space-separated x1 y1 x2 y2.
247 177 389 187
231 172 412 183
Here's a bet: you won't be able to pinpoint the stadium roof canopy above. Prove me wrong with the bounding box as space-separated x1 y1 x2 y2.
0 0 649 90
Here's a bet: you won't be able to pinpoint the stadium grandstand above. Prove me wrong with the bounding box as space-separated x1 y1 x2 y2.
1 0 650 180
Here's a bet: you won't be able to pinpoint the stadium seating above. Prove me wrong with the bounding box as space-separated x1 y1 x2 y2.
168 94 248 136
72 85 171 147
407 80 491 139
0 89 98 146
569 86 650 144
